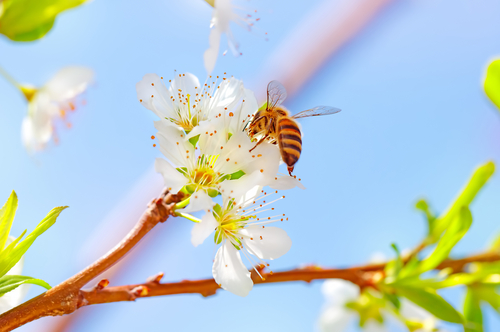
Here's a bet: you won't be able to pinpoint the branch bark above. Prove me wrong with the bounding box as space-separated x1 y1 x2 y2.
0 189 184 332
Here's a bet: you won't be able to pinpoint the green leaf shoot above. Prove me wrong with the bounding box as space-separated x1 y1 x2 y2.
430 162 494 242
464 287 483 332
0 206 67 277
417 206 473 274
0 191 18 251
396 286 464 324
484 59 500 111
0 0 88 42
0 275 51 296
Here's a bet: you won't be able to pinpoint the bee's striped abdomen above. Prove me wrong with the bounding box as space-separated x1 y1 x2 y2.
277 118 302 170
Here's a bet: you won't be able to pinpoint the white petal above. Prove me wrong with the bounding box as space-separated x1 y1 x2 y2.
321 279 359 304
182 191 215 213
218 170 266 201
136 73 175 119
212 241 253 297
318 305 356 332
364 320 389 332
267 175 306 190
169 72 201 98
204 28 221 74
44 66 93 102
241 226 291 260
191 213 218 247
154 121 194 166
21 94 55 152
154 158 188 193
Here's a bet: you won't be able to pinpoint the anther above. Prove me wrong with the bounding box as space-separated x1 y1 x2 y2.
151 83 154 86
151 135 155 139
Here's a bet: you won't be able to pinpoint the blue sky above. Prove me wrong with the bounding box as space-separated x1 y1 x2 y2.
1 0 500 331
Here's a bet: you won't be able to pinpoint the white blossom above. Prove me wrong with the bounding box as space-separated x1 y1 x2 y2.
21 66 94 152
153 119 281 212
191 191 291 296
137 72 254 133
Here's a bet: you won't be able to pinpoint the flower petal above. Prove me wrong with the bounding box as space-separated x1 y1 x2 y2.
169 72 201 98
321 279 359 304
241 226 292 260
154 158 188 193
182 190 215 213
44 66 93 102
154 121 194 166
136 73 176 119
204 28 221 74
267 175 306 190
212 241 253 297
318 305 356 332
191 212 218 247
21 93 56 152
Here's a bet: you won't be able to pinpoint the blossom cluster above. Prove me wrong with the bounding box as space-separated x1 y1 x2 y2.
137 72 303 296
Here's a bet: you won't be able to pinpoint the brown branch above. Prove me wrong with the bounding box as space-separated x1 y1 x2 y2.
75 252 500 307
0 189 184 332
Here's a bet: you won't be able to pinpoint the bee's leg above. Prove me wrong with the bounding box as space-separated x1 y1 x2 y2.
249 134 269 152
288 166 294 176
249 117 274 152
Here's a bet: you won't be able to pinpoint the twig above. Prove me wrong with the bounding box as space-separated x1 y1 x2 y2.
0 189 184 332
64 252 500 307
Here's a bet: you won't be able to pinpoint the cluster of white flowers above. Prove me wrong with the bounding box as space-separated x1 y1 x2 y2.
137 72 303 296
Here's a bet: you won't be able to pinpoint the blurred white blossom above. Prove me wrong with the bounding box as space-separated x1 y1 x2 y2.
203 0 259 74
21 66 94 152
319 279 442 332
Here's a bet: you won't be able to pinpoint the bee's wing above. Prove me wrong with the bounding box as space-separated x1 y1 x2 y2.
267 80 288 109
292 106 341 119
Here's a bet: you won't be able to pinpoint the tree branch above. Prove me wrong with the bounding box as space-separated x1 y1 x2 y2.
76 252 500 307
0 189 184 332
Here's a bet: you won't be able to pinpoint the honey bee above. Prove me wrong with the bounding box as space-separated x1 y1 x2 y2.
248 80 341 175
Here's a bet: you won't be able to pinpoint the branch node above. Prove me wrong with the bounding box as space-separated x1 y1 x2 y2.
147 272 164 284
130 286 150 300
94 279 110 291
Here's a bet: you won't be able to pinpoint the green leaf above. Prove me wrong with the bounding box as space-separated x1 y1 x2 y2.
484 59 500 111
473 284 500 312
431 162 494 242
0 0 88 41
0 206 67 277
464 287 483 332
418 206 472 274
415 199 436 235
0 275 50 296
396 286 463 324
0 191 18 251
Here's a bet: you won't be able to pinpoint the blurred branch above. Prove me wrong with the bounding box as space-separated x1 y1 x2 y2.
0 190 184 332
